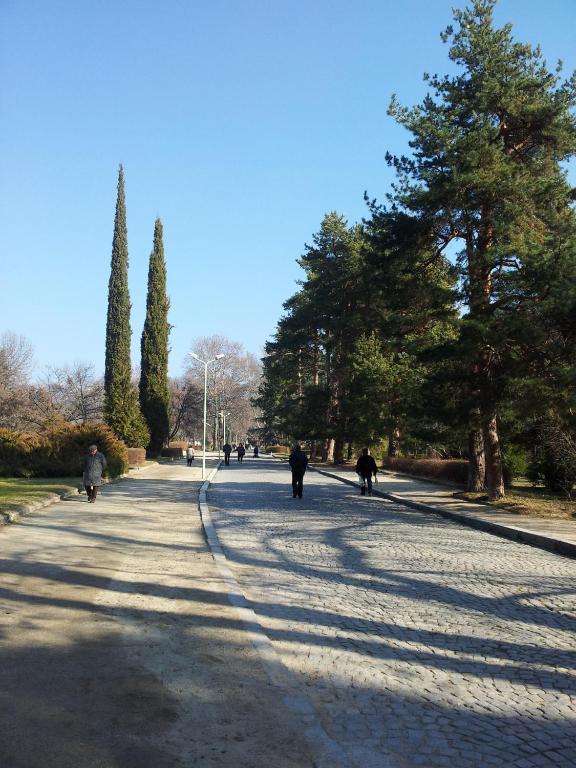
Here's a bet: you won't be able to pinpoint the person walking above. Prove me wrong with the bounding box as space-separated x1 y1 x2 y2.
186 445 195 467
237 444 246 463
83 444 107 503
289 444 308 498
223 442 232 465
253 445 259 458
355 447 378 495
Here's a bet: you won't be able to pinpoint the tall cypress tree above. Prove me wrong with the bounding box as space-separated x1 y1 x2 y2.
139 218 170 456
104 165 150 447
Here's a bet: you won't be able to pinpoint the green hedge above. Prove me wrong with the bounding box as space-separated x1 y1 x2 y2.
0 422 128 479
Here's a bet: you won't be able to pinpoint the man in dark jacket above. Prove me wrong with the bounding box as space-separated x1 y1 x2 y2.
237 444 246 462
355 448 378 495
223 443 232 465
288 444 308 498
83 444 107 503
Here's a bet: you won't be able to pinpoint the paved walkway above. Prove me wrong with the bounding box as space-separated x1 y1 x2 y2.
208 457 576 768
312 465 576 557
0 458 318 768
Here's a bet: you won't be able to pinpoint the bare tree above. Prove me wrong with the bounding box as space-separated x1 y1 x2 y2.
185 335 261 447
44 363 105 423
0 332 34 429
168 377 203 442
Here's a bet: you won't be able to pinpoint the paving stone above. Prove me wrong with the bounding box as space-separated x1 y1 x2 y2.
209 459 576 768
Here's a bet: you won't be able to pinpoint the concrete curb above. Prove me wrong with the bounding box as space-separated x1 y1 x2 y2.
0 469 140 527
197 462 348 768
310 466 576 559
0 488 80 525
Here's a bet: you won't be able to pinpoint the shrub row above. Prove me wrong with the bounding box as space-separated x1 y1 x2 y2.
161 447 185 458
382 457 468 485
0 422 128 479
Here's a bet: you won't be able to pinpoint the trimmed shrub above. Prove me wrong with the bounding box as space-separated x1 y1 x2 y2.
382 457 468 485
266 445 290 454
0 422 128 479
127 447 147 467
160 447 185 459
0 429 47 477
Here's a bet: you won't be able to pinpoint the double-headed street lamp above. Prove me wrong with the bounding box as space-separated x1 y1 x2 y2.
188 352 224 479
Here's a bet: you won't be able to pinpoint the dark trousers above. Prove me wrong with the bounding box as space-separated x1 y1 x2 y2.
85 485 98 501
238 455 243 462
360 474 373 494
224 453 230 465
291 471 304 498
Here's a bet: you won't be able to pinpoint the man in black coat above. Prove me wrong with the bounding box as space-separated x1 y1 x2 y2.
355 448 378 495
288 444 308 498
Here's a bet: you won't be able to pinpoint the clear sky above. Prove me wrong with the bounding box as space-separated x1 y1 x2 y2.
2 0 575 379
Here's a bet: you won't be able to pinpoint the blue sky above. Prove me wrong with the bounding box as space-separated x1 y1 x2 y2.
2 0 575 378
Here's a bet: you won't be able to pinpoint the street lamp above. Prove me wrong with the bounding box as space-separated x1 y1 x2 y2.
220 411 231 447
189 352 224 479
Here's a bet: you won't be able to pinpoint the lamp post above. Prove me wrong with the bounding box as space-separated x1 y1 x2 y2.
220 411 231 447
188 352 224 479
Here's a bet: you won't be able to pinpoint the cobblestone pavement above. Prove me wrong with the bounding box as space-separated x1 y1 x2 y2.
208 457 576 768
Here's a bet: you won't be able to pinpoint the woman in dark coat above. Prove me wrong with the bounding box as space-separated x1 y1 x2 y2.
83 444 107 503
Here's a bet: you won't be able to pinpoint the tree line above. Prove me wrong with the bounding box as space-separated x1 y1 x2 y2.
257 0 576 500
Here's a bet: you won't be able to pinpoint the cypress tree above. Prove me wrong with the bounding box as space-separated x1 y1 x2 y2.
139 218 171 456
104 165 150 447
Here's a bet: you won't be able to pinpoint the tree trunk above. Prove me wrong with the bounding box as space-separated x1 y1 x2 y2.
333 437 345 464
346 442 353 461
326 438 335 463
467 214 504 500
477 345 504 500
388 425 400 457
467 428 485 492
297 348 303 399
482 408 505 500
310 440 318 460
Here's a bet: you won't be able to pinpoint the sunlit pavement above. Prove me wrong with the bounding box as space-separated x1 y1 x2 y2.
209 456 576 768
0 458 319 768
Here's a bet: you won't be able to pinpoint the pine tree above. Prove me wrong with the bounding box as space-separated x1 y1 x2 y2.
104 165 150 447
139 218 171 456
387 0 576 498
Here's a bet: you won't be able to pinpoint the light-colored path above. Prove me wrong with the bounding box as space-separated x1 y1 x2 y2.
0 459 318 768
208 457 576 768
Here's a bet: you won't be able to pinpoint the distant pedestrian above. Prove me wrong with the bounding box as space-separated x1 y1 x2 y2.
289 444 308 498
83 444 107 503
186 445 195 466
223 443 232 465
237 444 245 462
355 448 378 495
253 445 259 458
